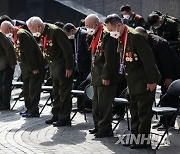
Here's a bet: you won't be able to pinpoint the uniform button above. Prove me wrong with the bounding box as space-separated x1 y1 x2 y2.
125 73 128 76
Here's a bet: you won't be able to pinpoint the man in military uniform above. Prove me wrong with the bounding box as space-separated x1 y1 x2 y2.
26 17 74 127
0 31 16 110
85 14 119 138
105 14 161 149
1 21 46 117
120 4 148 29
148 13 180 55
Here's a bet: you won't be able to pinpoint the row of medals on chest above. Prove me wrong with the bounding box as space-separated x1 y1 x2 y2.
14 37 53 57
94 41 139 62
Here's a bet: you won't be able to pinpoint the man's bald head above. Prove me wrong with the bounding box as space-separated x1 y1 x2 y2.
26 16 45 36
85 14 101 35
1 21 15 34
26 16 43 27
85 14 100 26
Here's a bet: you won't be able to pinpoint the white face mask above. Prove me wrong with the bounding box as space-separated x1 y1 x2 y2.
123 15 130 19
6 33 13 38
68 35 75 39
110 29 120 39
6 33 14 42
32 32 41 37
153 24 161 29
86 28 96 35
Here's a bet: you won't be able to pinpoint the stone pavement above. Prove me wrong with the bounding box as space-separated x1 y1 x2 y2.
0 88 179 154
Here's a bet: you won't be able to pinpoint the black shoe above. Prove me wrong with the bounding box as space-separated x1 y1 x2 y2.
94 131 113 138
122 143 131 147
53 120 71 127
22 112 40 118
89 128 98 134
130 144 151 149
20 110 28 115
45 116 58 124
0 104 10 110
152 122 162 129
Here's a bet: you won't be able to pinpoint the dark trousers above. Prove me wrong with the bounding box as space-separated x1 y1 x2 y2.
23 69 45 114
74 70 90 109
0 67 14 107
93 84 117 132
113 79 127 116
160 85 179 127
130 91 155 137
50 62 73 121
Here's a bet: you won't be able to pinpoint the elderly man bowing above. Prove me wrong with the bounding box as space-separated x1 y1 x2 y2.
1 21 46 117
85 14 120 138
26 17 74 127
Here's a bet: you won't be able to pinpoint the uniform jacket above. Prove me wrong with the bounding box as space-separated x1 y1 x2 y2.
121 27 161 95
151 16 179 49
123 13 148 29
91 26 120 86
0 32 16 71
42 23 74 70
148 34 180 84
17 29 46 78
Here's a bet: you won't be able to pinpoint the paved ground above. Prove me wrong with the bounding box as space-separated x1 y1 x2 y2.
0 88 179 154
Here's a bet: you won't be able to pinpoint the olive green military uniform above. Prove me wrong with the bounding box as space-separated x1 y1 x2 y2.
0 32 16 109
123 13 148 29
91 26 120 133
17 29 46 114
151 16 179 53
42 23 74 121
119 27 161 139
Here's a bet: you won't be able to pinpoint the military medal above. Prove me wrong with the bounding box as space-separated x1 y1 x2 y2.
126 57 129 62
129 57 133 62
134 53 138 61
49 40 53 46
129 52 133 62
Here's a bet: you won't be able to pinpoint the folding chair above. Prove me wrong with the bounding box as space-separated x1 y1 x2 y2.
152 79 180 149
74 84 130 131
70 89 85 121
112 87 130 131
40 85 53 114
112 97 130 131
11 81 23 110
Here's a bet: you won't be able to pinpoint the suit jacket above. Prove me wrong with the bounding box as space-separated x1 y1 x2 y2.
74 28 91 72
148 34 180 85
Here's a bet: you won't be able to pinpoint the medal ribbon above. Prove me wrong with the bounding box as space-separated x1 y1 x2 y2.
43 35 48 56
119 25 128 64
91 25 103 54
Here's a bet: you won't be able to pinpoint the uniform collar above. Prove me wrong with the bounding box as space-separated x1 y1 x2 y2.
42 23 49 36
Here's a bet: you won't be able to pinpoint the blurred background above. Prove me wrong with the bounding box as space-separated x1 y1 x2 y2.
0 0 179 26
